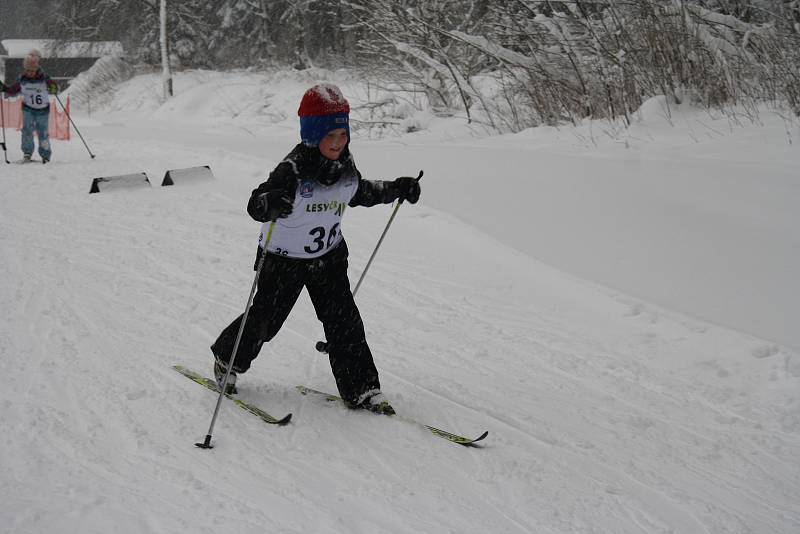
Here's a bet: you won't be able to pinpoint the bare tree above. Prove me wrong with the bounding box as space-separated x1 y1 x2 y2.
160 0 173 99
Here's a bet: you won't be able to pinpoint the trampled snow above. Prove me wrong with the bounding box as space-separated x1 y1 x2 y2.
1 69 798 533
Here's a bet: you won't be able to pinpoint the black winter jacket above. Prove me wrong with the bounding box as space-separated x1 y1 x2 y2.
247 144 403 268
247 144 401 222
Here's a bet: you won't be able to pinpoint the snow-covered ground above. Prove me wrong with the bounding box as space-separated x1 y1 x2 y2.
1 69 798 533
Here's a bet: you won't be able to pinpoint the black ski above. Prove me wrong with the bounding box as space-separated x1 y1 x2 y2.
174 365 292 426
296 385 488 447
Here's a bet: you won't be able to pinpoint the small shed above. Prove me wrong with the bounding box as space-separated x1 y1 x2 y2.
1 39 124 86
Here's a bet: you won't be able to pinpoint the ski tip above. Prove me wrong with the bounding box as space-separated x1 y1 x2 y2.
461 431 489 447
276 413 293 426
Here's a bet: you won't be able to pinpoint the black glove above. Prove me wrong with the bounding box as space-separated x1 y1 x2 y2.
251 190 293 222
393 177 421 204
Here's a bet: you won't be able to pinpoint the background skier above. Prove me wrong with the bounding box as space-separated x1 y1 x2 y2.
0 50 59 163
211 83 421 415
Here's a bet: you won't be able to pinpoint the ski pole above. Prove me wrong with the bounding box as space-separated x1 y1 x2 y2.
0 92 8 164
54 93 95 159
315 170 423 354
196 220 277 449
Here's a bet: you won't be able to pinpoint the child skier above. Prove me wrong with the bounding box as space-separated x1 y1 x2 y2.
0 50 59 163
211 84 421 415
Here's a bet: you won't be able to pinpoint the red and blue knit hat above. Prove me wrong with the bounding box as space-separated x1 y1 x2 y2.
298 84 350 147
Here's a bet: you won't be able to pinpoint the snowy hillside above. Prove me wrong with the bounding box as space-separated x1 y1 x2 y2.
1 69 798 534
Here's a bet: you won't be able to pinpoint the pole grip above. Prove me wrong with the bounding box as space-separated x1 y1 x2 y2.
398 170 424 204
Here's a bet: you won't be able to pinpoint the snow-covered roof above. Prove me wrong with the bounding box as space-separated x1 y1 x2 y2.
1 39 124 58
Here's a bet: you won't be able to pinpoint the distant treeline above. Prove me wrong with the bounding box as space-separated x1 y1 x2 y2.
5 0 799 129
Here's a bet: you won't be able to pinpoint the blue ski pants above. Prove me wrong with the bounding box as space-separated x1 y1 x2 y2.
21 107 51 160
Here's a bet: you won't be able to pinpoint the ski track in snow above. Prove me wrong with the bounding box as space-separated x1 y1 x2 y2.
1 93 799 533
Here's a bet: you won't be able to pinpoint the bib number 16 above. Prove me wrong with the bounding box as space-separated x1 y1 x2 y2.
304 223 340 254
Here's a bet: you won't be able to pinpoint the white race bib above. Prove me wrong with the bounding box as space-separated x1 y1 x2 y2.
258 172 358 259
21 80 50 110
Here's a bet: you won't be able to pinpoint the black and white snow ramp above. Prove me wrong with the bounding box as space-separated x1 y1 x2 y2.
89 173 151 194
161 165 214 186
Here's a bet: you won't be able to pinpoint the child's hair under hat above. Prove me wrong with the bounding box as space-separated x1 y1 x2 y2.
23 51 41 70
298 84 350 147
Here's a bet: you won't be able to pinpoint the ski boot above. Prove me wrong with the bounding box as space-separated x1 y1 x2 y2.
213 358 238 395
353 389 395 416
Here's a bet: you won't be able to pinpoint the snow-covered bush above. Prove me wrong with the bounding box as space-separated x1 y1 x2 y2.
348 0 800 131
64 56 133 112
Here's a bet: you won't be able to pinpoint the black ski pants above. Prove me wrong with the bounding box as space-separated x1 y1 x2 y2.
211 240 380 404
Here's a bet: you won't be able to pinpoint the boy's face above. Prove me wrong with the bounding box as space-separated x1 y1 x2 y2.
318 128 348 161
